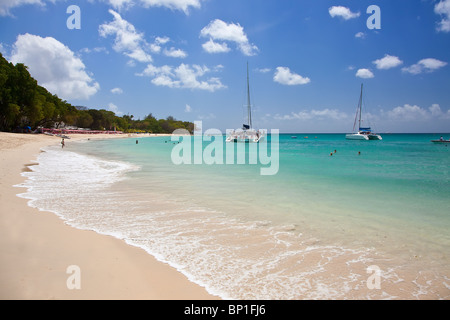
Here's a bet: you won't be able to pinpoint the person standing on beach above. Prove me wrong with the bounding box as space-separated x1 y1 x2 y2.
61 138 65 149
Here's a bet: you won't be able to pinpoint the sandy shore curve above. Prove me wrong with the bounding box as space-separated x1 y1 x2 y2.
0 132 217 300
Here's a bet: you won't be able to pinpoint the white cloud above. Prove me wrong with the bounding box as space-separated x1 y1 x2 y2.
386 104 431 121
274 104 450 128
99 9 153 63
200 19 258 56
185 104 192 112
435 0 450 32
425 104 450 119
384 103 450 122
355 32 366 39
402 58 447 74
275 109 348 121
105 0 203 14
329 6 360 20
108 102 123 115
213 64 224 72
139 0 202 14
201 39 231 54
373 54 403 70
0 0 47 16
10 33 99 100
107 0 134 10
163 47 187 58
256 68 271 73
155 36 170 45
429 104 443 117
150 37 165 53
379 103 450 132
273 67 310 85
150 36 170 53
80 47 109 55
111 87 123 94
149 37 186 58
355 68 374 79
138 63 226 92
146 36 186 58
149 44 161 53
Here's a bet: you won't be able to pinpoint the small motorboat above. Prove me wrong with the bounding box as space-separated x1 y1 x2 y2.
431 139 450 144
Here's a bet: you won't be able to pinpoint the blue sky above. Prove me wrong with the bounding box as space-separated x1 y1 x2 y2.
1 0 449 133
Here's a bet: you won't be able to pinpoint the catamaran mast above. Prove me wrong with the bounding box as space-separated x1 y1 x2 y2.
358 84 363 129
247 62 252 129
352 83 364 132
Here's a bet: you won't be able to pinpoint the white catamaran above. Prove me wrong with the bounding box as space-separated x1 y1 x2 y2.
346 84 382 141
226 63 264 143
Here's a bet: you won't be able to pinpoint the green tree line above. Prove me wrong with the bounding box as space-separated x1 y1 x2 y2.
0 53 193 134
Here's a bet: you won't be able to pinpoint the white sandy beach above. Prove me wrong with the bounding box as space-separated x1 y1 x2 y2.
0 132 217 300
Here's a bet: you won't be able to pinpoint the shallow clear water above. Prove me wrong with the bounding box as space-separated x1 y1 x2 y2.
18 133 450 299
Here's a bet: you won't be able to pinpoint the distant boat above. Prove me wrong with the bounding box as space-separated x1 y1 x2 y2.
226 63 264 143
346 84 382 141
431 137 450 144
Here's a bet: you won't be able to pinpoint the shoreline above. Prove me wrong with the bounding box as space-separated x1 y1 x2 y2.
0 132 218 300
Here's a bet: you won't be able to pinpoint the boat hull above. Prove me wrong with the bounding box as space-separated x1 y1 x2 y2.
227 137 263 143
431 140 450 143
346 133 369 140
368 134 382 140
226 130 264 143
346 133 382 141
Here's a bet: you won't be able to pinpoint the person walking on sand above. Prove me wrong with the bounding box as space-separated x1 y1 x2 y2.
61 138 65 149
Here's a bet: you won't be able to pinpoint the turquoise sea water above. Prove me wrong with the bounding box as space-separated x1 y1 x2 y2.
19 133 450 299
